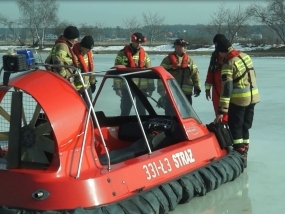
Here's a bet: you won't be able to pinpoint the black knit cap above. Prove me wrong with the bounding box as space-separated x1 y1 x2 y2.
216 38 232 52
213 33 226 44
80 35 94 49
174 38 189 46
63 26 79 40
132 32 145 42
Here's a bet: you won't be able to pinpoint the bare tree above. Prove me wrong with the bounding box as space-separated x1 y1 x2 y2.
93 22 105 42
249 0 285 44
123 16 142 42
115 26 124 39
226 5 252 42
78 23 107 41
142 11 165 44
0 14 24 45
79 23 95 38
51 20 74 38
205 3 251 43
205 3 230 35
17 0 58 48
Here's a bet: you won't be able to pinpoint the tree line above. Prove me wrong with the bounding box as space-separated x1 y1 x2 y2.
0 0 284 48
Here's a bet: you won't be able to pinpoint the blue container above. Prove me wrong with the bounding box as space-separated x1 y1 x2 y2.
16 49 35 66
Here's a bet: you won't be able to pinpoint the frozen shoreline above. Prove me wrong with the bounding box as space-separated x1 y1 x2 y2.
0 44 284 57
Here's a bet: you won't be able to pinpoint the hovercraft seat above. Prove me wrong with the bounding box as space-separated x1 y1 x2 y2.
117 121 149 141
98 117 186 165
99 132 166 165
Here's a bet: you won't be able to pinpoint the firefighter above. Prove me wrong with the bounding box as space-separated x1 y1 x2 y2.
214 38 260 167
159 39 201 105
45 26 79 86
205 34 228 122
73 35 96 101
113 32 155 116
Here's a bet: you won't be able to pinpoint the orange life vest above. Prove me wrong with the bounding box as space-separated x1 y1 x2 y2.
169 53 189 69
225 50 241 61
124 45 145 68
55 37 78 67
73 43 94 72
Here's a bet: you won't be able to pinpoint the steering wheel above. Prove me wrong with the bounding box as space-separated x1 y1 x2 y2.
148 118 174 133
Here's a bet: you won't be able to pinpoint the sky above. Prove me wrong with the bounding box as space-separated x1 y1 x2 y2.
0 0 267 28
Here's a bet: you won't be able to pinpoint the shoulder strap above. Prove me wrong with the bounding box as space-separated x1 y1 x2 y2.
124 46 135 67
233 55 253 84
168 53 178 69
181 54 188 68
73 43 91 72
138 48 145 68
233 55 254 103
87 51 94 71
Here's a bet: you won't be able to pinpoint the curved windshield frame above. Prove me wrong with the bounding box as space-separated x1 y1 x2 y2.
94 75 201 124
167 79 201 122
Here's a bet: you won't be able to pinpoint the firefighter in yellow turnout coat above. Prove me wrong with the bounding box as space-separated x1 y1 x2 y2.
113 32 155 116
45 26 79 86
215 38 260 167
159 39 201 105
73 35 96 102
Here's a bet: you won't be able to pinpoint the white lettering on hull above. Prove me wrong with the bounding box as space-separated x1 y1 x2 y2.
143 148 195 180
143 157 172 180
172 149 195 168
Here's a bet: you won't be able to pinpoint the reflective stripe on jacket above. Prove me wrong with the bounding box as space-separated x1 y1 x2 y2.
205 50 223 91
73 43 94 72
159 52 201 95
45 36 77 78
114 45 151 68
218 51 260 114
73 43 96 89
113 45 154 91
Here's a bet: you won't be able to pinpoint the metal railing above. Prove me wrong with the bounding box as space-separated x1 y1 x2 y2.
1 64 155 174
72 68 155 172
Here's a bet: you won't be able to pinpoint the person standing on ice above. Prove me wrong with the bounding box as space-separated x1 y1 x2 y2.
113 32 155 116
205 34 228 122
158 39 201 105
45 26 79 87
214 38 260 167
72 35 97 100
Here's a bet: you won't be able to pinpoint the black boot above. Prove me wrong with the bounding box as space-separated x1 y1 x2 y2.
233 143 249 168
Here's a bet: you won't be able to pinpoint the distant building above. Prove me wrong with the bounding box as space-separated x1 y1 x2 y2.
106 37 126 41
236 37 248 42
251 33 262 40
45 33 57 40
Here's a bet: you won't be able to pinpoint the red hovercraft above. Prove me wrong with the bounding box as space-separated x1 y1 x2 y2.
0 49 244 214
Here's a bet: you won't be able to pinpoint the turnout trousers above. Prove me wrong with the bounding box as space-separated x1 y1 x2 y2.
120 89 146 116
228 103 256 145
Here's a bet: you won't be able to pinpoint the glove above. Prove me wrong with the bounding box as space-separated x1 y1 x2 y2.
66 75 74 83
194 89 201 97
205 89 211 100
158 90 166 97
90 83 96 93
78 87 85 94
115 89 122 97
222 113 228 123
